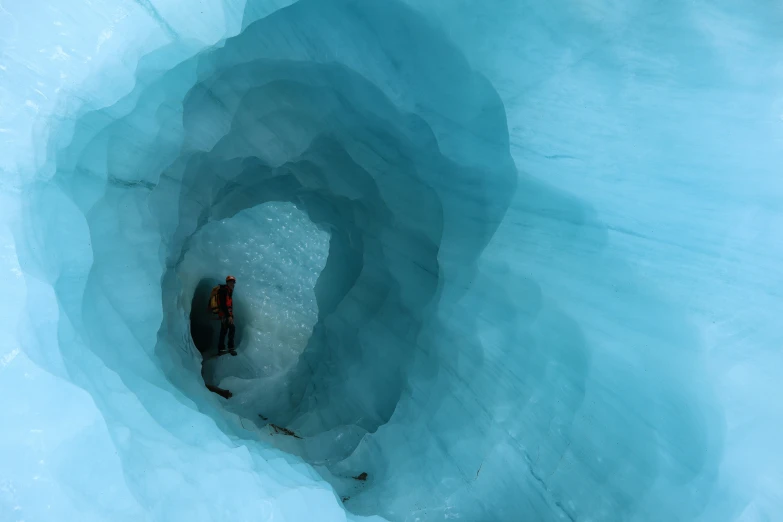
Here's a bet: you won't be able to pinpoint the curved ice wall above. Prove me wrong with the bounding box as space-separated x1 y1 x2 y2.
2 0 782 520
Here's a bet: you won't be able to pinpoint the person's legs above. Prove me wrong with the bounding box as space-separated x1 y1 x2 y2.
218 318 229 353
227 321 236 350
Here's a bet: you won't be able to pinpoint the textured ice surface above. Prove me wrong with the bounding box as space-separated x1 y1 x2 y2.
185 202 329 420
185 203 327 371
2 0 783 521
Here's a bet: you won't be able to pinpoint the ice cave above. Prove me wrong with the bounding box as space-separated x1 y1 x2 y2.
1 0 782 520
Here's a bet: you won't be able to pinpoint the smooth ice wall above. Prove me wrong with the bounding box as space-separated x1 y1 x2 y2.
2 0 782 521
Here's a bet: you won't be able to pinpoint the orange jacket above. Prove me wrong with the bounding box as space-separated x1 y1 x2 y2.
218 285 233 317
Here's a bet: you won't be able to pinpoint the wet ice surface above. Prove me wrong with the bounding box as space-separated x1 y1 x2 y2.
183 202 328 375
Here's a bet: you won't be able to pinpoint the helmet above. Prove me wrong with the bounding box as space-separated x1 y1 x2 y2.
226 275 236 283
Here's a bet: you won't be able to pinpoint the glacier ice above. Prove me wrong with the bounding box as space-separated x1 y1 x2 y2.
2 0 783 520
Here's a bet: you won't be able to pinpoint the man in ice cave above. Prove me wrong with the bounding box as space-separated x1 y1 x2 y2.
214 275 237 356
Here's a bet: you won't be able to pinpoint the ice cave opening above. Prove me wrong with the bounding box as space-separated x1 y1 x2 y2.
19 0 514 511
184 201 329 401
8 0 783 520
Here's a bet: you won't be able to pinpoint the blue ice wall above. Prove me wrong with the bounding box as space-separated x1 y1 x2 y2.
2 0 782 521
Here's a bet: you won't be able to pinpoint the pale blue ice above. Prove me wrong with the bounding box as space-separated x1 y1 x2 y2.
1 0 782 521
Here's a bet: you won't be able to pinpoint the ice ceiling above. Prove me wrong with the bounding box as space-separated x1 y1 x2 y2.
1 0 782 521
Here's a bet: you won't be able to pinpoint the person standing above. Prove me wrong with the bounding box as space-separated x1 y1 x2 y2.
216 275 237 356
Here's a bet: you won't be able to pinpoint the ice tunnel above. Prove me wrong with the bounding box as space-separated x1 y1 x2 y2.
2 0 783 520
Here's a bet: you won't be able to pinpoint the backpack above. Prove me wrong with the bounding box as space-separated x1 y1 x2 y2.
208 285 222 314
